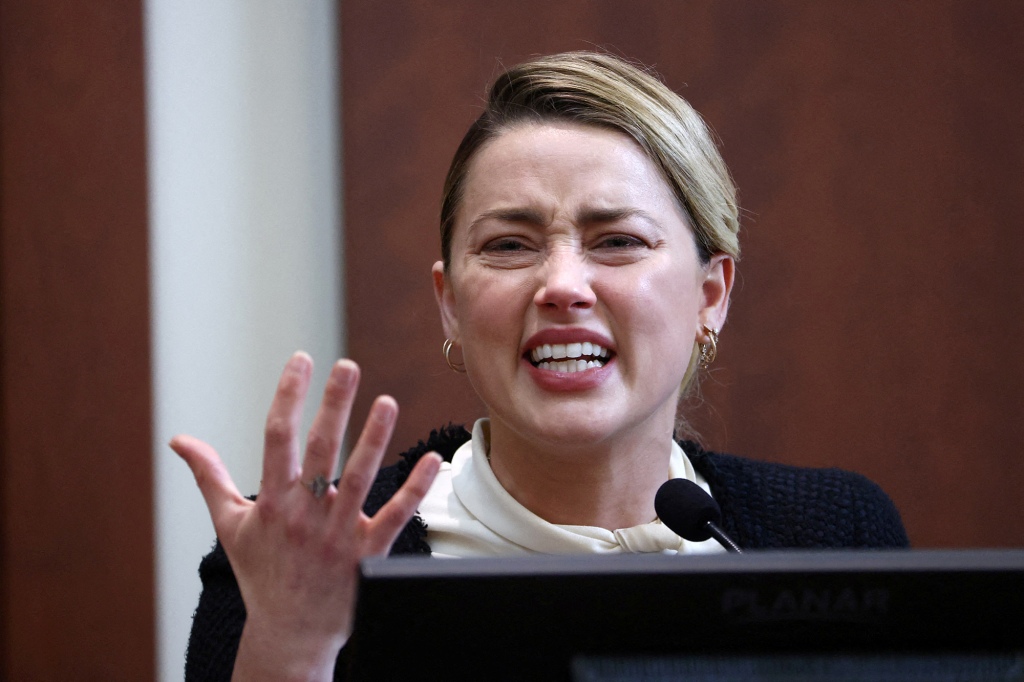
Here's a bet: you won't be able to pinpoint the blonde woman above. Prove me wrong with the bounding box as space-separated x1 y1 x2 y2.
175 52 908 681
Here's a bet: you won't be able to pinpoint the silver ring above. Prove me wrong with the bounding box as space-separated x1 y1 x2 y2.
304 474 330 499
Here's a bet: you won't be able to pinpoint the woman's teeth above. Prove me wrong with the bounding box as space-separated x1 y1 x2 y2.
536 359 603 373
529 342 610 372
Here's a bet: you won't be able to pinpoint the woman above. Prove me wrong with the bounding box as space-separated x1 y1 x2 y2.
175 52 908 680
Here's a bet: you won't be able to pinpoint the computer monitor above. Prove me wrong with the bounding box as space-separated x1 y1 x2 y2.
346 549 1024 681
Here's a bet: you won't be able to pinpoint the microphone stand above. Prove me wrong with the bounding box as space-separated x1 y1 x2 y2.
707 521 743 554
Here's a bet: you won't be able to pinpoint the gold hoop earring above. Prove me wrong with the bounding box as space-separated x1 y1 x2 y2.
698 325 719 369
442 338 466 373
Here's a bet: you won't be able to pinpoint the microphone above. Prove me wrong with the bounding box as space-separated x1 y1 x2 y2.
655 479 743 554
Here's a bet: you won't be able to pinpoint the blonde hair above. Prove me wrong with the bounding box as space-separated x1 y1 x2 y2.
439 51 740 270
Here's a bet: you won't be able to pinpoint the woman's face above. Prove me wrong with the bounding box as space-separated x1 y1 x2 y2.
433 122 733 450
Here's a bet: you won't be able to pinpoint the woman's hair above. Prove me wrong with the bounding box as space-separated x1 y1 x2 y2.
439 51 740 270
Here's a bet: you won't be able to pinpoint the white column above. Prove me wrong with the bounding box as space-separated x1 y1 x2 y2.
144 2 341 679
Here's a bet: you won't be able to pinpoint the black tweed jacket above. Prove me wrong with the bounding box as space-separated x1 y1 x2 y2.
185 425 909 680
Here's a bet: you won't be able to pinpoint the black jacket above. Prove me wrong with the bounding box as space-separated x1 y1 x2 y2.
185 425 909 680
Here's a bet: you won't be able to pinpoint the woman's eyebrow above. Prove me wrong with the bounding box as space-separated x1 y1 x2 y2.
467 206 661 232
468 207 547 230
577 207 660 227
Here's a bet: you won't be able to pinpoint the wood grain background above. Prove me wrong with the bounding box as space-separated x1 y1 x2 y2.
1 0 154 678
1 2 1020 677
342 1 1024 549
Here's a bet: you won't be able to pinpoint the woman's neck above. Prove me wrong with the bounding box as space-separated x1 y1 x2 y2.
485 417 675 531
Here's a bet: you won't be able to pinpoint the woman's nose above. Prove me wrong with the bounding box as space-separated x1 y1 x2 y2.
533 250 596 311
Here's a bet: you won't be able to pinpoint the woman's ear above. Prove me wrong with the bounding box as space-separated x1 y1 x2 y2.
699 254 735 331
432 261 459 340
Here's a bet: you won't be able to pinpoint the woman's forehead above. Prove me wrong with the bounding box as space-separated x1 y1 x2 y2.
459 122 680 222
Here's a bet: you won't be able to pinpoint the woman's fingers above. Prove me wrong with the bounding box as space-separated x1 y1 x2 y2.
173 354 437 672
170 433 246 531
364 452 442 555
331 395 399 525
261 352 314 498
300 359 359 489
176 351 426 555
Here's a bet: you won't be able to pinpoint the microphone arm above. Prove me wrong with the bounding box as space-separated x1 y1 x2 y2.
707 521 743 554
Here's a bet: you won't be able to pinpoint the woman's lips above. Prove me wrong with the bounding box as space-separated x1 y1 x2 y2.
520 331 616 391
523 353 614 391
522 329 616 371
521 330 617 390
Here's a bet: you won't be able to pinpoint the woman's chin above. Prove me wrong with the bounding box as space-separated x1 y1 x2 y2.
497 404 637 453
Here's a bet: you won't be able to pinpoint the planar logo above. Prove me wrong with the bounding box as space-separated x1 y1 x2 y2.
721 586 890 624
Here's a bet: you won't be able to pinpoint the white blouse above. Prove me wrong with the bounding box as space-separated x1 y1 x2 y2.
419 419 725 558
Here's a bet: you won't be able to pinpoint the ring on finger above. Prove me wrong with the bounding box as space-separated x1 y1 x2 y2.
303 474 330 499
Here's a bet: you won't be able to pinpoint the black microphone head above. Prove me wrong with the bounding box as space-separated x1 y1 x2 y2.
654 478 723 542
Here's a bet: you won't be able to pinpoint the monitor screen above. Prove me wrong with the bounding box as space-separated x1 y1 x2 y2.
346 550 1024 681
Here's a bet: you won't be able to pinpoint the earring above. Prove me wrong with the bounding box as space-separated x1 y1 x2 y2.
698 325 719 368
442 338 466 373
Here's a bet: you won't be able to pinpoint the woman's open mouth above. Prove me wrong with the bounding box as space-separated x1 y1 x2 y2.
527 342 612 373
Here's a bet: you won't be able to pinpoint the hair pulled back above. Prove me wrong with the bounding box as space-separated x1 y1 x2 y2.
439 51 740 270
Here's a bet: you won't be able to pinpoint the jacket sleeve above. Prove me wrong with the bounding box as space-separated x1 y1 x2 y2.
184 540 244 682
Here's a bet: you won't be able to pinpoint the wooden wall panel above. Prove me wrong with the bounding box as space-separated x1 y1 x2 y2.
0 0 154 678
343 1 1024 547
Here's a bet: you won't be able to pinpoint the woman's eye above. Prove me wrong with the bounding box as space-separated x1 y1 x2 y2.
483 238 529 252
596 234 645 249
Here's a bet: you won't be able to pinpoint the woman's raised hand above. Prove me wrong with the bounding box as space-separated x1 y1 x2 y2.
171 353 441 681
